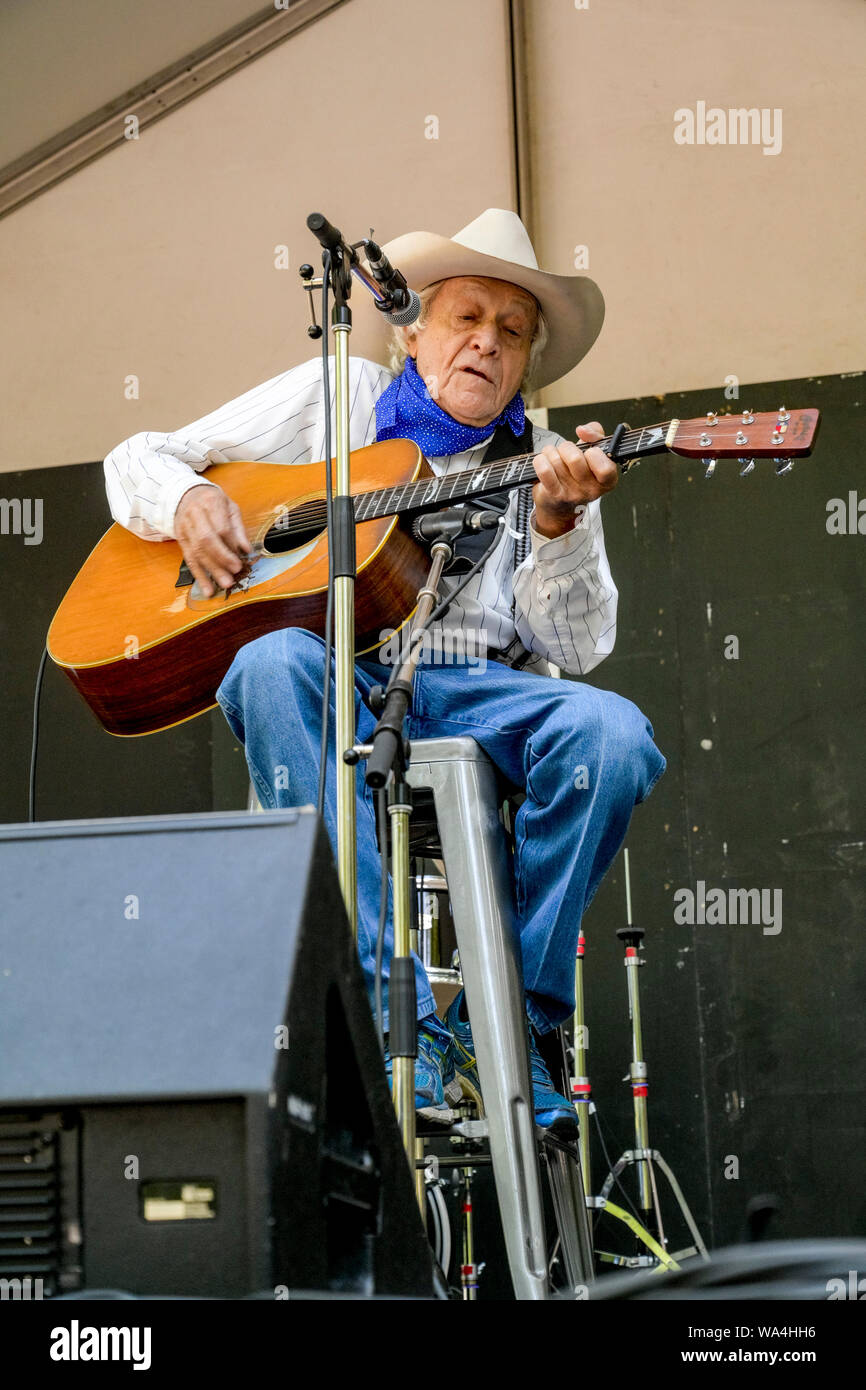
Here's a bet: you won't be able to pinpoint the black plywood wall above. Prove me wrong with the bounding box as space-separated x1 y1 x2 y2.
548 372 865 1251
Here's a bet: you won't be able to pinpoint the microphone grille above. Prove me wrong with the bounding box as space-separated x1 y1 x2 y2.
381 289 422 326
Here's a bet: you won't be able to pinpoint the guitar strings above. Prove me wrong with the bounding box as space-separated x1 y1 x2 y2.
263 415 785 538
266 425 656 537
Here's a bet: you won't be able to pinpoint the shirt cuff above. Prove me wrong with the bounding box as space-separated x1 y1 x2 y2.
528 504 592 571
158 472 222 539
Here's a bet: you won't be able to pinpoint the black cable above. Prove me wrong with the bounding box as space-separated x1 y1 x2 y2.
316 252 334 821
591 1103 645 1226
374 786 389 1052
28 644 49 822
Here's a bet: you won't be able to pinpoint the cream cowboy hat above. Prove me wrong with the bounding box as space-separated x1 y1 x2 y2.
349 207 604 390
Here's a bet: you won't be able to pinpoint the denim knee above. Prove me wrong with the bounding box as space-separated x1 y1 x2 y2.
604 692 666 802
537 685 665 802
232 626 324 676
218 627 323 701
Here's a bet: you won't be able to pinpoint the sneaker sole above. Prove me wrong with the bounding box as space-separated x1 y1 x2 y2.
417 1104 460 1126
537 1111 580 1138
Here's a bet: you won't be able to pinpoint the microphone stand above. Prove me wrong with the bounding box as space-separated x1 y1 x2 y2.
302 213 420 939
346 514 477 1212
302 213 359 937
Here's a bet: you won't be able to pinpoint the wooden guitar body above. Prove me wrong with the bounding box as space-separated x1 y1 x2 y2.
48 439 433 735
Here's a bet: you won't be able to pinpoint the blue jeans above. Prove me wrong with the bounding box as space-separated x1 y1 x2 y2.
216 629 666 1035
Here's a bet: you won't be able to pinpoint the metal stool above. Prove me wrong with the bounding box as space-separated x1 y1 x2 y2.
247 738 593 1298
404 736 592 1300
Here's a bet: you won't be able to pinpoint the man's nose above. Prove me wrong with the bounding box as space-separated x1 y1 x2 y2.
469 320 501 353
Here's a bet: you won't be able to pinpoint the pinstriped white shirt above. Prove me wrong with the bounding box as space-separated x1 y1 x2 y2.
103 356 618 677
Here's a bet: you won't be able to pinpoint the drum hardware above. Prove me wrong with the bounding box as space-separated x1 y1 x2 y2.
571 846 709 1270
406 816 710 1287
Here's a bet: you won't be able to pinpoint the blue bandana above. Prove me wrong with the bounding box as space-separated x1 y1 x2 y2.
375 354 525 456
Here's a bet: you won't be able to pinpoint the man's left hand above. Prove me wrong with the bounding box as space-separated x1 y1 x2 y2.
531 422 618 538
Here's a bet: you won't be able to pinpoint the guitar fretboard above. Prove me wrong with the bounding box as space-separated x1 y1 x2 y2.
351 423 673 521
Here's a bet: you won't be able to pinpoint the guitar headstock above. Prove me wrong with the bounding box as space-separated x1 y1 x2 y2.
669 407 820 476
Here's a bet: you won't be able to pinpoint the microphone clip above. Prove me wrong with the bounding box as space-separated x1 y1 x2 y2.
411 507 502 545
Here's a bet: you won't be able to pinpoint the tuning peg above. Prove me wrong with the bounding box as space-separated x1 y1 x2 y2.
777 406 790 422
774 458 794 476
738 457 756 476
703 459 717 479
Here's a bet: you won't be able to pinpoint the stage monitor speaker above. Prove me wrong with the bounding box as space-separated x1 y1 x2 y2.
0 809 434 1299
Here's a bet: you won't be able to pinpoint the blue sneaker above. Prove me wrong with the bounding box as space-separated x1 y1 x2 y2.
526 1023 579 1136
384 1013 462 1124
444 990 578 1135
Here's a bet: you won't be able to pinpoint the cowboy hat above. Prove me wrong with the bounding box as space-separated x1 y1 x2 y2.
348 207 604 390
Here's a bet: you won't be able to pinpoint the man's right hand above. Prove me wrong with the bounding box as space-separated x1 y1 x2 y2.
174 485 252 597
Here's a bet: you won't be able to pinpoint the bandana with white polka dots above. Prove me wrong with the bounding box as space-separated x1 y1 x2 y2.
375 354 525 455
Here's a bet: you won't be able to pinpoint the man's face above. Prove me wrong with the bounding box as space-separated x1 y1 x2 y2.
409 276 538 428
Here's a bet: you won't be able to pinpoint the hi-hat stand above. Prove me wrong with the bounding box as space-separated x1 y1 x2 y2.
572 846 709 1269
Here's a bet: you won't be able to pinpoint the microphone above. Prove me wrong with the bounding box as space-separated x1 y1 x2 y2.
306 215 422 325
306 211 348 257
411 508 502 543
363 238 422 325
376 289 422 326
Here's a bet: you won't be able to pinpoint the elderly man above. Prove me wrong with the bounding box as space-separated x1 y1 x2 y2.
104 209 666 1134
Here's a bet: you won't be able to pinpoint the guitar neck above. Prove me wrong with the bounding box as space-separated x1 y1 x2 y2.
351 422 673 523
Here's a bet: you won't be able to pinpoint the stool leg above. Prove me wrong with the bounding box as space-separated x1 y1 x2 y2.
414 753 550 1300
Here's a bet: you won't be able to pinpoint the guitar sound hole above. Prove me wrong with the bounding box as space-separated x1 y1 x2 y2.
263 503 327 554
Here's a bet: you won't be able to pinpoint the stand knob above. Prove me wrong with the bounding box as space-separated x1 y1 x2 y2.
344 744 372 765
616 926 645 946
368 683 386 715
299 262 323 339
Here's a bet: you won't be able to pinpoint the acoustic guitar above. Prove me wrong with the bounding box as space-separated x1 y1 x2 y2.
48 408 820 735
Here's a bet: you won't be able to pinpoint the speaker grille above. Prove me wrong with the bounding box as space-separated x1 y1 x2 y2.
0 1113 80 1298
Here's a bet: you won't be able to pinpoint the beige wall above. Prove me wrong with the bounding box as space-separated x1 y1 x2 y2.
1 0 863 470
0 0 514 471
0 0 269 168
528 0 865 408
